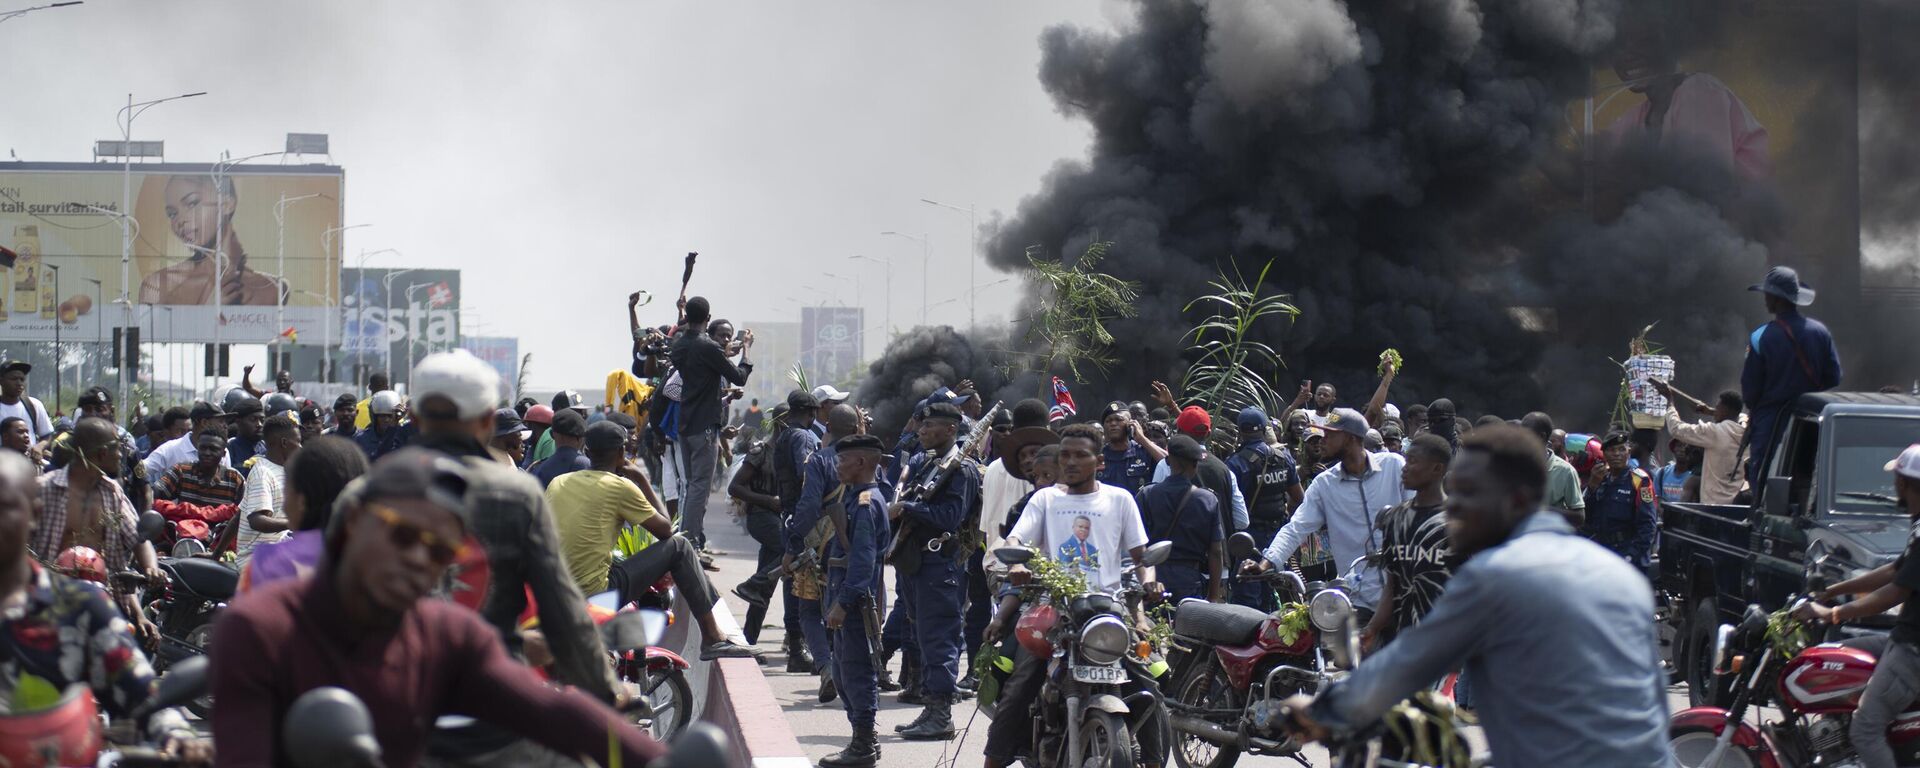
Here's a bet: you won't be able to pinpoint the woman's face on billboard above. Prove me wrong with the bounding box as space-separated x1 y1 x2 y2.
164 176 225 250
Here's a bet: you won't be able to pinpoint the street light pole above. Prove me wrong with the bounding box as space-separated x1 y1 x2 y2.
85 278 101 392
0 1 82 25
381 269 417 382
353 248 400 385
321 224 371 386
849 254 891 341
47 264 59 410
920 198 978 329
879 231 929 327
116 90 204 411
272 193 320 376
209 150 291 381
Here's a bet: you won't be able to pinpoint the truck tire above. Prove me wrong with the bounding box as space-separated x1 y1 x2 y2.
1685 598 1730 708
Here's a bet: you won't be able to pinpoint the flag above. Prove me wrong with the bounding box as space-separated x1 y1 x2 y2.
1049 376 1077 421
426 281 454 308
278 327 298 344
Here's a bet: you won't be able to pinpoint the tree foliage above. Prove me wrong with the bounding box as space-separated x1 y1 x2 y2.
1017 241 1140 381
1180 259 1299 452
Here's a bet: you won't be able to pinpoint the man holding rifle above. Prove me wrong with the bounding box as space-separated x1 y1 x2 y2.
820 433 892 768
889 401 983 741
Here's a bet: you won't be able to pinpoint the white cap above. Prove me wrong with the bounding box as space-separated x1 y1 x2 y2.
411 349 501 420
1887 443 1920 481
812 385 850 404
1383 403 1401 421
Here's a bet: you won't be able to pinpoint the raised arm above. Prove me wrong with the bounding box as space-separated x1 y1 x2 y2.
1363 361 1398 426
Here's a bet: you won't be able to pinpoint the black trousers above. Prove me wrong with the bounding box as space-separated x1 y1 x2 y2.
740 509 795 645
607 536 716 617
964 549 990 672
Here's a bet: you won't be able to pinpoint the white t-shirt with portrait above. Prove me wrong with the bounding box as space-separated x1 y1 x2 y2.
1008 483 1149 594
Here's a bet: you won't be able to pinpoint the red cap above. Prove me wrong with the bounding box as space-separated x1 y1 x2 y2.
1174 406 1212 440
524 405 555 425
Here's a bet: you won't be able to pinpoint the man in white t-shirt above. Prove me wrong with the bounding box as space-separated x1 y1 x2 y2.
0 361 53 440
984 422 1154 768
234 416 302 566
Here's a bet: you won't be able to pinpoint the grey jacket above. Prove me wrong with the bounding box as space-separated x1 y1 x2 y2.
1310 511 1674 767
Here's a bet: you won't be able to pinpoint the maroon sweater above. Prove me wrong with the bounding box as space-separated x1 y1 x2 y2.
209 567 663 768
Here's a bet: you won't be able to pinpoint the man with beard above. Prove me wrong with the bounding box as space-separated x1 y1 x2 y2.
1283 426 1671 766
1245 409 1409 613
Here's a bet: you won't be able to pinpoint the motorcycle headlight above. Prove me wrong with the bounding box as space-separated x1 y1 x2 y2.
1309 589 1353 633
1079 615 1130 666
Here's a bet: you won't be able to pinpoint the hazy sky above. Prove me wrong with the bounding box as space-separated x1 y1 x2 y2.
3 0 1113 389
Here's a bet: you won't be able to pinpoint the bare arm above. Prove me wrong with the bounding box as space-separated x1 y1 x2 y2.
1364 362 1398 426
1206 541 1225 603
1827 563 1897 598
727 459 779 510
239 365 265 399
248 510 290 534
1278 380 1312 423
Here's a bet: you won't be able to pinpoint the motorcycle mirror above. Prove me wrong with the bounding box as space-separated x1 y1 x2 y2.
1226 531 1257 562
1140 540 1173 567
137 511 167 543
588 590 622 612
1806 574 1830 594
994 547 1033 566
285 687 383 768
657 722 731 768
600 609 669 653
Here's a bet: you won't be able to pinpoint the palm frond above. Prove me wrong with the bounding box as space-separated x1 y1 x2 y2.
1015 241 1141 381
1179 258 1300 454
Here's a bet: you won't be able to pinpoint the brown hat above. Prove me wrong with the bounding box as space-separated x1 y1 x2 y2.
1000 426 1062 482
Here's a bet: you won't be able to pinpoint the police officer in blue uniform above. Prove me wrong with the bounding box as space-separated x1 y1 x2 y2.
888 402 980 741
820 433 891 768
1098 400 1165 494
1225 406 1304 610
1139 435 1226 602
773 389 823 675
787 403 863 702
1581 431 1659 570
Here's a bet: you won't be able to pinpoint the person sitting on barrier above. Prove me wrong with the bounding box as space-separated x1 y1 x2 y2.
546 421 757 661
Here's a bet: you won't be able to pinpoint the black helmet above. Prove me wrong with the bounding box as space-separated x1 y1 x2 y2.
221 387 259 415
264 392 299 418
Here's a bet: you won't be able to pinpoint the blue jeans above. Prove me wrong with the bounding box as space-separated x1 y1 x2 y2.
1854 641 1920 768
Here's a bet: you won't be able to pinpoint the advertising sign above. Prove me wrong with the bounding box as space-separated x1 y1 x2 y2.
0 162 344 343
340 267 461 376
799 306 862 387
459 336 519 391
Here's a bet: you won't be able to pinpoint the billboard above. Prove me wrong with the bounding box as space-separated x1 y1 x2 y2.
800 306 863 388
340 268 461 377
460 336 520 393
0 162 343 343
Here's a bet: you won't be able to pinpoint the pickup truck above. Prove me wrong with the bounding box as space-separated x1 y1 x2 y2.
1660 391 1920 705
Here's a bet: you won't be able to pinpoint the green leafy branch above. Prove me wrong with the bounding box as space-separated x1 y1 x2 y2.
1180 258 1299 453
1019 241 1140 380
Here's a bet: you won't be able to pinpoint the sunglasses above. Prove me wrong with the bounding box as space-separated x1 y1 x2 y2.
366 503 467 565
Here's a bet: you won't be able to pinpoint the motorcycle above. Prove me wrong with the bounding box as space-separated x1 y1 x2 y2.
1669 581 1918 767
1165 531 1363 768
590 588 695 743
133 511 236 718
993 539 1174 768
0 654 210 767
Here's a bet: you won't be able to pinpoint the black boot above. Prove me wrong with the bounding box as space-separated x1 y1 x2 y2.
817 667 838 704
893 705 934 733
818 724 880 768
898 702 955 741
876 654 901 692
786 636 813 674
897 658 923 704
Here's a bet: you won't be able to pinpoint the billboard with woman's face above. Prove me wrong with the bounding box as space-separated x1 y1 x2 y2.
0 162 343 343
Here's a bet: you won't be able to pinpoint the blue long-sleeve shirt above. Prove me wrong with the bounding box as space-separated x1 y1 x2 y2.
827 482 891 609
783 435 838 553
897 450 980 537
1740 309 1841 474
1309 511 1673 767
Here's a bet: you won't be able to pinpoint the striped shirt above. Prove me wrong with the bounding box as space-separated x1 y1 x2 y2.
156 463 246 509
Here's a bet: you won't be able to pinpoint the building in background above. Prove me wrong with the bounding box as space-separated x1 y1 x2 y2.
737 320 797 411
800 306 863 389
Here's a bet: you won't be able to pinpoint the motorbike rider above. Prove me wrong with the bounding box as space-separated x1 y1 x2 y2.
32 418 165 642
0 450 210 762
208 449 666 767
1280 425 1672 766
982 422 1157 768
1794 443 1920 768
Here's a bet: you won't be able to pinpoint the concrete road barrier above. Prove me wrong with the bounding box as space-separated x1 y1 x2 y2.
665 563 810 768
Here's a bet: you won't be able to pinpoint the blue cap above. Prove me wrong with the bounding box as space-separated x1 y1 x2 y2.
1748 266 1816 307
1236 406 1268 430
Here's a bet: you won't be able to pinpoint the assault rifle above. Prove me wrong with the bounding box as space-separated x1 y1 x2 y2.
889 401 1002 563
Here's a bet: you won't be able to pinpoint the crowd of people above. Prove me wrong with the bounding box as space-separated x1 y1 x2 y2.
0 262 1904 768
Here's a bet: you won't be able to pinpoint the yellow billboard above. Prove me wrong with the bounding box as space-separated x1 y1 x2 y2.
0 162 343 343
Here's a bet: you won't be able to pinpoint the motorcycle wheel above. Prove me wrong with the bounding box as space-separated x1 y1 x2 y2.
1684 598 1730 708
635 666 693 742
180 613 218 718
1170 665 1243 768
1079 710 1134 768
1669 724 1759 768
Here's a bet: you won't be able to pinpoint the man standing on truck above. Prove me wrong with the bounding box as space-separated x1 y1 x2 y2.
1742 266 1841 485
1582 431 1659 572
1795 443 1920 768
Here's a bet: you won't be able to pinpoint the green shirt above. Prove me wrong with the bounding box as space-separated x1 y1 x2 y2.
1546 452 1586 514
545 469 658 595
528 429 557 466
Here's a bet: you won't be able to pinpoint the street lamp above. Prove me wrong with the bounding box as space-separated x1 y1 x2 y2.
114 90 204 409
920 198 979 328
320 224 370 385
46 264 59 410
208 150 293 373
84 278 101 391
271 193 321 375
381 269 418 382
848 254 891 340
353 248 401 383
879 231 929 327
0 1 81 25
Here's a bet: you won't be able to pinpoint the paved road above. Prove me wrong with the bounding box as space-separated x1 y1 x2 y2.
699 488 1691 767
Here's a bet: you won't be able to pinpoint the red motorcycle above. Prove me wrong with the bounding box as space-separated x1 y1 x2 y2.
1670 592 1920 766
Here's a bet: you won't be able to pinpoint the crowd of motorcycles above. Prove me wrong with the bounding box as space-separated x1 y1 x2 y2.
13 511 705 767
